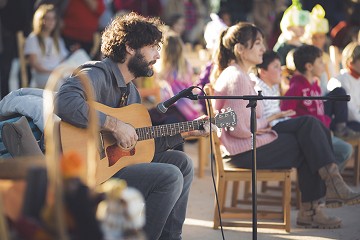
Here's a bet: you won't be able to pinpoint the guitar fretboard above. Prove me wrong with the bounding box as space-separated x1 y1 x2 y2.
136 119 211 141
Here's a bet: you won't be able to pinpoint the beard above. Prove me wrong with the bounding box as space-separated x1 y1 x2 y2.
128 51 156 78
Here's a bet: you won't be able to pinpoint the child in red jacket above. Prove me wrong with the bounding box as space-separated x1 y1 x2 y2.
281 44 359 137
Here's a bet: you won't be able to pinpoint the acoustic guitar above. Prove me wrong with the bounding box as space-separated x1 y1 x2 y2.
60 102 237 185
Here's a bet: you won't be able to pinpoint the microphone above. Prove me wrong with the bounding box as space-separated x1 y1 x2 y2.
156 86 196 113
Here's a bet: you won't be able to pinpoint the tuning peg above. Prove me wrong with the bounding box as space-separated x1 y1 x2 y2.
214 110 219 115
221 108 225 113
229 127 235 131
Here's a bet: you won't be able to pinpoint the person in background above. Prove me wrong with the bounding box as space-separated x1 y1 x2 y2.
34 0 69 17
203 7 231 51
24 4 68 88
0 0 34 98
61 0 104 59
211 21 360 229
277 46 353 172
162 0 210 46
330 3 360 51
56 12 212 239
112 0 162 17
273 0 310 65
220 0 253 24
151 34 203 150
166 13 186 37
299 5 359 139
252 0 288 48
328 42 360 132
197 7 230 113
302 4 333 83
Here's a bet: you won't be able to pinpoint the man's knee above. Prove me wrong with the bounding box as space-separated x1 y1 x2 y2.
170 151 194 176
160 164 184 196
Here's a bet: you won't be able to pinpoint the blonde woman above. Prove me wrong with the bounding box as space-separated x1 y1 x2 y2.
155 33 202 122
24 4 68 88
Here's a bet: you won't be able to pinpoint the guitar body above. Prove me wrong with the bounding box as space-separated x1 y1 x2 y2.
60 103 155 185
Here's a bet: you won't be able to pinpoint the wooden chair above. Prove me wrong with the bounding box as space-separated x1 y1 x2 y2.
239 172 301 209
204 85 292 232
16 31 29 88
185 135 209 178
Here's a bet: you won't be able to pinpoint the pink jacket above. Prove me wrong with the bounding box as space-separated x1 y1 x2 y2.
213 64 278 155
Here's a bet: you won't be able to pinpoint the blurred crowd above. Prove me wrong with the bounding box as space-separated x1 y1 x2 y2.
0 0 359 101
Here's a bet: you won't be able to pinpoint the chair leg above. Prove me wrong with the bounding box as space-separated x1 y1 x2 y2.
198 136 209 178
231 181 239 207
244 181 251 200
295 180 301 209
283 173 291 232
261 181 268 193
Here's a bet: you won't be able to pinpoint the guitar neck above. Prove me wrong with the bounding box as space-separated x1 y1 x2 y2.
136 119 210 141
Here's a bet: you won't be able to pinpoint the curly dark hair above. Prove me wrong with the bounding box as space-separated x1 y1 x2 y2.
101 12 163 63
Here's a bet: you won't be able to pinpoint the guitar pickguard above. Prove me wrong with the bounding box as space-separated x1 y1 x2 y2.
106 144 136 167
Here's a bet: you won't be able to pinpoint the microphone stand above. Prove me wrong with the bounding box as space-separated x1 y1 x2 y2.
187 91 350 240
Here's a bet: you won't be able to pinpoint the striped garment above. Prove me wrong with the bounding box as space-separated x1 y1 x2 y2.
251 74 290 126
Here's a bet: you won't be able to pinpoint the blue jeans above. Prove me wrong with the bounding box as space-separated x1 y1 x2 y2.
332 136 352 172
113 150 194 240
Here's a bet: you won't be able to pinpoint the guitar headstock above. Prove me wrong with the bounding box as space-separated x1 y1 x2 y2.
213 108 237 130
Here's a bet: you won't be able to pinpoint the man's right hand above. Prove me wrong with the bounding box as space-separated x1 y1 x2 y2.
104 115 138 149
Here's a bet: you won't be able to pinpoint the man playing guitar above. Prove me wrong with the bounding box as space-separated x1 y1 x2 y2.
56 12 213 240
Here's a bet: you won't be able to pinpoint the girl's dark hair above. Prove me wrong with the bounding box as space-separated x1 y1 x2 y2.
293 44 322 73
256 50 280 70
101 12 163 63
212 22 263 79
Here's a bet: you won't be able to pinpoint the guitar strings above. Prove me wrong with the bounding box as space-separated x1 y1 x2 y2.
135 120 206 141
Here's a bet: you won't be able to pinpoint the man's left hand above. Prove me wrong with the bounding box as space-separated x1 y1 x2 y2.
181 116 218 138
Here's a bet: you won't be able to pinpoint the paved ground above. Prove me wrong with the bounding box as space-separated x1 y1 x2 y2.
182 142 360 240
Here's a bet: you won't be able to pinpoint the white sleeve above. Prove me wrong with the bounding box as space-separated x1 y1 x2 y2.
59 38 69 59
339 76 360 122
24 34 40 56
